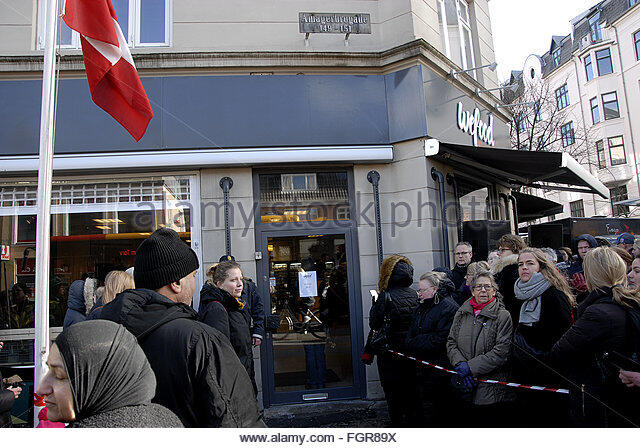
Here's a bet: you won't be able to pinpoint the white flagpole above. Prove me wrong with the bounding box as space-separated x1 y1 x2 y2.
34 0 59 427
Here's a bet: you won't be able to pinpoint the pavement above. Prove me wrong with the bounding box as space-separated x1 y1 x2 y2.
263 399 390 428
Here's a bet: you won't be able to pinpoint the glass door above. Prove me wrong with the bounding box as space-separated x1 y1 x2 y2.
260 230 362 405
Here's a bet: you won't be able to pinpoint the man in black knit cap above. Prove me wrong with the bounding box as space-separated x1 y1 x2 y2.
100 228 263 427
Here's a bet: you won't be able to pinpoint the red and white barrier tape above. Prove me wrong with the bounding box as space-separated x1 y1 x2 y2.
388 350 569 395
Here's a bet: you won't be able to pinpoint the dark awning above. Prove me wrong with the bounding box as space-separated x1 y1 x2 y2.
428 142 608 199
512 191 564 222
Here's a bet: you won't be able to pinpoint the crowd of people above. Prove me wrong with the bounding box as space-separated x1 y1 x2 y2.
368 233 640 428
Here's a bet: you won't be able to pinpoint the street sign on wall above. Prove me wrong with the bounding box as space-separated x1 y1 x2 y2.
299 13 371 34
1 244 9 260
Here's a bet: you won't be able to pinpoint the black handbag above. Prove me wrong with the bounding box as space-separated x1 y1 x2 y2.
368 292 392 354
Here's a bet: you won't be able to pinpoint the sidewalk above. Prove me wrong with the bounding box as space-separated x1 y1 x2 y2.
264 399 390 428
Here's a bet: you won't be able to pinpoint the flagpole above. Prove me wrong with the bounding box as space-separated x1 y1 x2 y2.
34 0 59 427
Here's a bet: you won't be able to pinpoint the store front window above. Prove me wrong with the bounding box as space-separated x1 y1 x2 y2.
0 176 194 336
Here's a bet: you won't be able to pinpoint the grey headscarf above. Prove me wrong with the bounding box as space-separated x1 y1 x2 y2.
55 320 156 420
514 271 551 325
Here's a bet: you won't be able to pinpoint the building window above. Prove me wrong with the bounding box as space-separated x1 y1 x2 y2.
602 92 620 120
570 200 585 217
590 97 601 125
555 84 570 110
632 0 639 7
516 114 526 133
584 54 594 81
552 48 562 67
281 173 318 192
595 48 614 75
589 12 602 43
609 136 626 165
596 140 606 168
560 122 575 147
37 0 172 49
437 0 476 73
610 185 629 216
534 101 542 122
634 30 640 61
537 136 547 149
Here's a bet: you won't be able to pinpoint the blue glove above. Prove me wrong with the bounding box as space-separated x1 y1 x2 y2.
455 361 472 378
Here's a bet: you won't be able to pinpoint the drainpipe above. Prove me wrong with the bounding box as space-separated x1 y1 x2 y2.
367 170 384 268
613 24 640 198
446 174 463 242
431 167 451 270
508 194 519 235
219 177 233 257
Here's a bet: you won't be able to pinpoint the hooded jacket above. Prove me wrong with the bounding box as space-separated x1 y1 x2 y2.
447 297 515 406
370 255 419 349
491 254 520 323
63 280 87 329
406 277 459 365
199 284 254 383
99 289 263 428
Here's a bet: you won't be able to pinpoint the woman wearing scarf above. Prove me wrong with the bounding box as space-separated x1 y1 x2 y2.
511 247 574 426
35 320 182 428
199 261 256 395
446 271 515 426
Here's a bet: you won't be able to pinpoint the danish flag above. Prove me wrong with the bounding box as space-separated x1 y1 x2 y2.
63 0 153 141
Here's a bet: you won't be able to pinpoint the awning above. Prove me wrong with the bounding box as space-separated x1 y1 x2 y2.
614 198 640 206
429 142 609 199
512 191 564 221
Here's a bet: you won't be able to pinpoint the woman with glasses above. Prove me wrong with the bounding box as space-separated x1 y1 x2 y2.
406 272 459 426
512 247 574 426
447 271 515 425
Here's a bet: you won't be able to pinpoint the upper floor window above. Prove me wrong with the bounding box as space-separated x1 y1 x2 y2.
552 48 562 67
610 185 629 216
595 48 613 75
584 54 594 81
570 200 585 218
589 12 602 43
634 30 640 61
590 97 601 124
631 0 639 7
555 84 570 110
609 136 626 165
602 92 620 120
38 0 171 49
516 114 526 133
437 0 476 73
596 140 606 168
560 121 575 147
534 101 542 122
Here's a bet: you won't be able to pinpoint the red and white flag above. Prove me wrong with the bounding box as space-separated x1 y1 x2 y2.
63 0 153 141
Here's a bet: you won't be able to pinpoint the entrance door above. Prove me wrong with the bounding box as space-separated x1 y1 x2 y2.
259 229 364 406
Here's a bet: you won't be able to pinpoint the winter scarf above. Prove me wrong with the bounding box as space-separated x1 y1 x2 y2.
469 296 495 316
514 272 551 325
54 320 156 421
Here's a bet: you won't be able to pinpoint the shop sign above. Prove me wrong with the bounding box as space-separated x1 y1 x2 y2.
1 244 9 260
456 102 495 147
299 13 371 34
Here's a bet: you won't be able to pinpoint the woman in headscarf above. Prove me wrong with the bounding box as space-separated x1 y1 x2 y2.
370 254 420 426
35 320 182 428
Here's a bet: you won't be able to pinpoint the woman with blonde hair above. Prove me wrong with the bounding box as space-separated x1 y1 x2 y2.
86 271 135 320
406 271 459 425
512 247 574 426
552 247 640 427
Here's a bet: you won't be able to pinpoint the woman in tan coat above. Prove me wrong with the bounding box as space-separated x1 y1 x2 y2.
447 271 515 425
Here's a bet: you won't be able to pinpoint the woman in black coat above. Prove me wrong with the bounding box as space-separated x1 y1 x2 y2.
370 254 420 427
0 341 21 428
35 320 182 428
406 272 458 426
551 247 640 427
199 261 256 395
511 247 574 426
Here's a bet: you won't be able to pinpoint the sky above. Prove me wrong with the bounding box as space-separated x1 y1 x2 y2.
489 0 600 82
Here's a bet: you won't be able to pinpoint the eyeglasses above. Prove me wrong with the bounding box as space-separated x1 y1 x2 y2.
473 284 493 290
454 251 470 256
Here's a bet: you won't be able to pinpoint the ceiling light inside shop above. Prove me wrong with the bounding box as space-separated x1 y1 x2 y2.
95 226 112 230
93 218 124 224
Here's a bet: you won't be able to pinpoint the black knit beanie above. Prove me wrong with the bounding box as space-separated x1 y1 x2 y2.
134 228 199 290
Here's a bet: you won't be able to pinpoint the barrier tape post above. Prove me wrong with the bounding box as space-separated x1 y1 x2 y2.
389 349 569 395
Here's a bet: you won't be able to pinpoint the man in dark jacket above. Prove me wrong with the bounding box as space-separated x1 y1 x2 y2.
448 242 473 290
567 234 597 303
1 341 22 428
100 228 263 428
